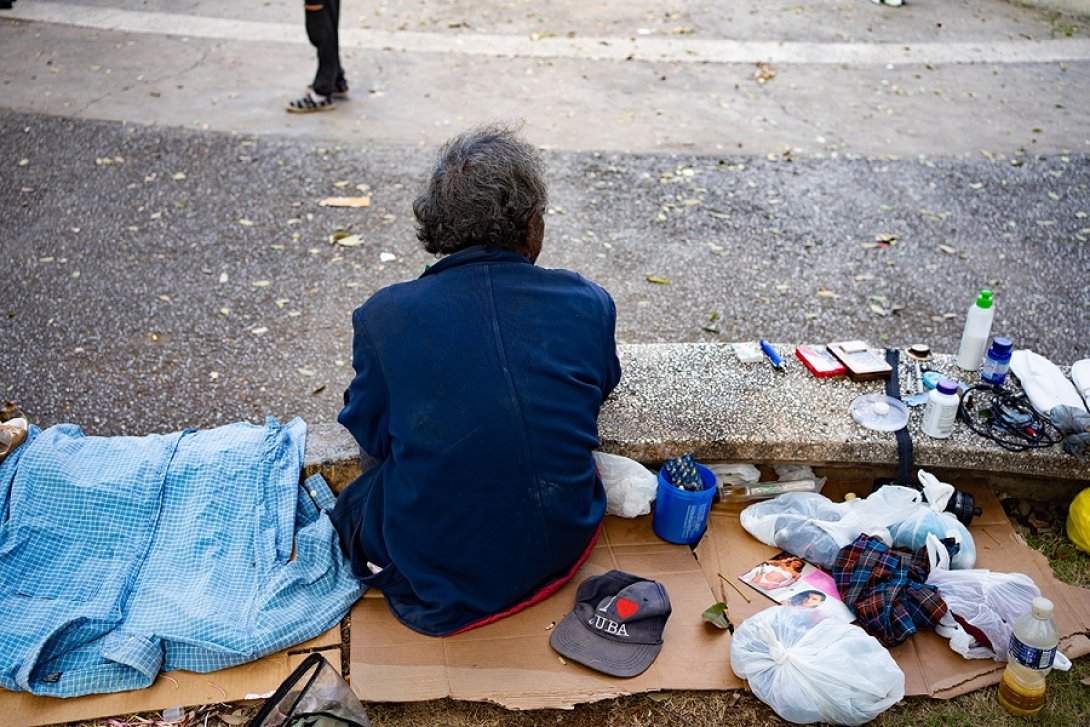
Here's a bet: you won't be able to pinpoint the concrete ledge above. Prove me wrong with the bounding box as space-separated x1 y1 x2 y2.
303 343 1090 498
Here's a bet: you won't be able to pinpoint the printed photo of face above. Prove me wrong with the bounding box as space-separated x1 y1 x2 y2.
788 590 827 609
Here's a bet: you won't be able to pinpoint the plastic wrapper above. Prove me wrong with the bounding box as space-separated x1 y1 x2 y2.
739 487 920 569
730 607 905 726
251 653 370 727
886 472 976 569
773 463 815 482
707 462 761 486
594 451 657 518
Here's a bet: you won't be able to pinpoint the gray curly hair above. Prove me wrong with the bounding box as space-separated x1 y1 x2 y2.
413 123 548 256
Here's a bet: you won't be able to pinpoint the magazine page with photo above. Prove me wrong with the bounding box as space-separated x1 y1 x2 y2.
739 551 855 623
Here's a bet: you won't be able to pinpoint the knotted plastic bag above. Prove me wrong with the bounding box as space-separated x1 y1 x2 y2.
924 545 1071 669
886 472 976 569
739 487 920 568
926 566 1038 661
594 451 658 518
730 607 905 726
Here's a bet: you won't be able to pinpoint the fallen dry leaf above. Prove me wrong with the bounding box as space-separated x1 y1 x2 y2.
645 275 670 285
753 62 777 84
335 234 365 248
939 245 958 255
320 196 371 208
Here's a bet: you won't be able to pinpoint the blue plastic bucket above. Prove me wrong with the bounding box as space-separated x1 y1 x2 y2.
652 462 717 545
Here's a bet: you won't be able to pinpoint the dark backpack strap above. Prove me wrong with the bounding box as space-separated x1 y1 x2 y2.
884 348 914 487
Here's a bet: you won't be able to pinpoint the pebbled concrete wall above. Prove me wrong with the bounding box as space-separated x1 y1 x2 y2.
303 343 1090 499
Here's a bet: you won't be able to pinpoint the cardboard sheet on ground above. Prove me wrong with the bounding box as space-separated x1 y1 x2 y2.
695 480 1090 698
0 628 342 727
349 515 740 709
351 480 1090 708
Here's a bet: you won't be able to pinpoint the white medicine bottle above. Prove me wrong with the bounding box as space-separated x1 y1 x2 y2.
956 289 995 370
920 379 959 439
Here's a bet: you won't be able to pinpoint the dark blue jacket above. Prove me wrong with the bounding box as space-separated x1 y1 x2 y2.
332 246 622 636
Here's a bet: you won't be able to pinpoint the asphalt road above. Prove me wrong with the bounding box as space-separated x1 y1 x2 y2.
1 0 1088 435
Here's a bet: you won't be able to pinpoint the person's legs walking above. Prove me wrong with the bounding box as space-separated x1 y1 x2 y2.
328 0 348 95
287 0 344 113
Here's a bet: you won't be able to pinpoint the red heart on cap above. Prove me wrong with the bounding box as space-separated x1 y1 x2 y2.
615 597 639 620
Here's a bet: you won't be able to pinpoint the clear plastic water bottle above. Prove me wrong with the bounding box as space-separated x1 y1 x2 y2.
997 596 1059 717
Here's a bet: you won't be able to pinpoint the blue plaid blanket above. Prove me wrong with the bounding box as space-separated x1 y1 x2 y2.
0 418 362 697
833 534 948 647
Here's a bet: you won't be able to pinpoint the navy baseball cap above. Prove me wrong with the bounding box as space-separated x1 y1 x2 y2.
549 570 672 678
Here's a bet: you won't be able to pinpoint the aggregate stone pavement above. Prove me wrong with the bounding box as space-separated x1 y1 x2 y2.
2 110 1087 436
1 0 1088 437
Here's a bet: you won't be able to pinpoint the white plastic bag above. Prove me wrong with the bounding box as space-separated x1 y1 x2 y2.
739 487 920 568
731 607 905 726
707 462 761 486
925 563 1069 669
593 451 657 518
887 471 977 569
773 463 815 482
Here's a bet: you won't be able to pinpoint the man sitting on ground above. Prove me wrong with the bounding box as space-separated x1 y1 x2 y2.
332 124 622 636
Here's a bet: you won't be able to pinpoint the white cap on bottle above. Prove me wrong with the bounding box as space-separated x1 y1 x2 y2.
1031 596 1054 619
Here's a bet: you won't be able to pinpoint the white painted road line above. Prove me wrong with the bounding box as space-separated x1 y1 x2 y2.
8 1 1090 67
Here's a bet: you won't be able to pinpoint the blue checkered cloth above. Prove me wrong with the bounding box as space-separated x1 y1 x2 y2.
832 534 948 648
0 418 362 697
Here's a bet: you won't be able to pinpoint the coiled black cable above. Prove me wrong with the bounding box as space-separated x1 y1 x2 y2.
957 384 1063 451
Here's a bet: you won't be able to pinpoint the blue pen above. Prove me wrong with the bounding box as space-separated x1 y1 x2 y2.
759 339 785 371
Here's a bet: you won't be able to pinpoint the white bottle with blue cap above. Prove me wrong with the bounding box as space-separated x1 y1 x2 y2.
921 378 960 438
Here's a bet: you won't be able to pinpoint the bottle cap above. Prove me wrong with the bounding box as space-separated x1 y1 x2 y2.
936 379 959 396
975 289 993 309
989 337 1013 356
1031 596 1054 619
907 343 932 360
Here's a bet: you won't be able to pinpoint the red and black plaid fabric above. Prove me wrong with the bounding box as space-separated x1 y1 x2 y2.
833 534 948 647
